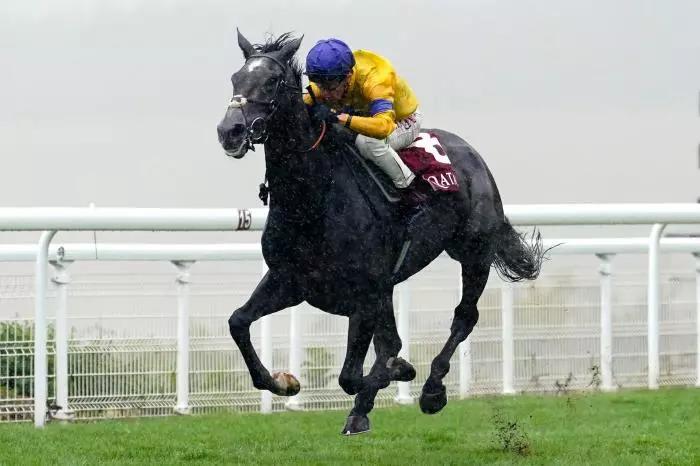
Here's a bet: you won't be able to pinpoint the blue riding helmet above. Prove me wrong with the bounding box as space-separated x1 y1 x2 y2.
306 38 355 79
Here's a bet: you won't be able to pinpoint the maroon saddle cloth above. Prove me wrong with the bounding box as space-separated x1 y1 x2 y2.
398 132 460 193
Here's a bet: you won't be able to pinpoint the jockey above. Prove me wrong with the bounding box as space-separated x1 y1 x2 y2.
304 39 422 189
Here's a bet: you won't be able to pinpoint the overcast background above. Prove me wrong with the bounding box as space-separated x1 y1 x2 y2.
1 0 699 249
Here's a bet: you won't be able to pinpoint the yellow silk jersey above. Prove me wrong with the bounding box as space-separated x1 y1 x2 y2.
304 50 419 139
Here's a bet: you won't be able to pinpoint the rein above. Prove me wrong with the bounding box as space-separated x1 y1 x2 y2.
293 121 326 153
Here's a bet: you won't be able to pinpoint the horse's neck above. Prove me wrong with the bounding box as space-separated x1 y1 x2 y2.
265 102 332 218
266 155 331 222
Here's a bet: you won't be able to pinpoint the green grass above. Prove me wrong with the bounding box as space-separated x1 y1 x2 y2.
1 388 698 465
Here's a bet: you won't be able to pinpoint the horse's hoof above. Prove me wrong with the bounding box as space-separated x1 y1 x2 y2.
341 415 370 436
388 357 416 382
271 372 300 396
419 384 447 414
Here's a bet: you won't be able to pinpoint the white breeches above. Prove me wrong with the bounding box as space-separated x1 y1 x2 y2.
355 109 423 188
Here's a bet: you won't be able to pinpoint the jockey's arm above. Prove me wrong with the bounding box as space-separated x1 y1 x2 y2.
342 110 396 139
303 78 398 139
346 77 397 139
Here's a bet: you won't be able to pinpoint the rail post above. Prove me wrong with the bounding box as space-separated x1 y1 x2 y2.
260 261 272 413
647 224 666 389
457 262 471 398
285 305 303 411
694 253 700 388
34 230 57 427
501 282 516 394
597 254 616 391
49 257 75 420
173 260 194 415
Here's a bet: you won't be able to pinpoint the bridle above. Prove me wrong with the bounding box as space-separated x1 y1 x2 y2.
226 54 326 155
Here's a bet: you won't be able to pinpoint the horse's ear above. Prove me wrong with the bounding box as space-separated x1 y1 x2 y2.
279 35 303 63
237 28 255 59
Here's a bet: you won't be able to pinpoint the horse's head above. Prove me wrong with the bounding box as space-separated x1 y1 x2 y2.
217 30 303 159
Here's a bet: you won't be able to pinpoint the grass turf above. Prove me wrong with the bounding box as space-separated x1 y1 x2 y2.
0 388 698 465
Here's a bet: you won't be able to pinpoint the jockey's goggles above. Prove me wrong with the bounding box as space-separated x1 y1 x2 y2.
307 74 348 91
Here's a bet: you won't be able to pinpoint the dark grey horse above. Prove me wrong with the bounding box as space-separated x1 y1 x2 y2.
217 31 544 435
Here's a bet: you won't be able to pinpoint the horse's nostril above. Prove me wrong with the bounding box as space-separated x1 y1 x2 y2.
231 124 246 137
218 120 247 150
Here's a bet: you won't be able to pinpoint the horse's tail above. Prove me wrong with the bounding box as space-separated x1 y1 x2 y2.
492 219 547 282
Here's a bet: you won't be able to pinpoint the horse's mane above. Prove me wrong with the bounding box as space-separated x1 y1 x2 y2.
253 32 303 87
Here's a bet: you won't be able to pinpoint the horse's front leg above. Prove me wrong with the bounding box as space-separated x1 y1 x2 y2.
338 305 377 396
228 270 303 396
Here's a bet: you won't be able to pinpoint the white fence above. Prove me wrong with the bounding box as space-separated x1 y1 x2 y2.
0 204 699 427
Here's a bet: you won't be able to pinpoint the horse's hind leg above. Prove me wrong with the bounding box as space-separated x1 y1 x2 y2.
419 249 492 414
228 271 303 396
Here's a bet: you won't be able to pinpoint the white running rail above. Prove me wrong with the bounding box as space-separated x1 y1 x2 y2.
0 203 699 427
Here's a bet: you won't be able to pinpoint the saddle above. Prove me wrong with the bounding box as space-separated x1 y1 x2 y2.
346 131 460 205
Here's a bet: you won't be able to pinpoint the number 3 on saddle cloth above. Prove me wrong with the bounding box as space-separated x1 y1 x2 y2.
398 133 460 193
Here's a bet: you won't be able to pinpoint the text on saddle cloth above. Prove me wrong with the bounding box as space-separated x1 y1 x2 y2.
398 133 460 192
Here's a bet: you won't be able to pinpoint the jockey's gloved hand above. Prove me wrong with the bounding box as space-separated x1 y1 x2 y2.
309 104 338 124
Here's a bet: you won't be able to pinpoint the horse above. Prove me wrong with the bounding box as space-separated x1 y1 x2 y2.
216 31 545 435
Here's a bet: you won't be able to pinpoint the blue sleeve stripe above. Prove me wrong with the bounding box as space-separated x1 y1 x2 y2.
369 99 393 116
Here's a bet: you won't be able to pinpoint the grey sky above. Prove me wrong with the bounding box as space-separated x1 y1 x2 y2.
1 0 698 213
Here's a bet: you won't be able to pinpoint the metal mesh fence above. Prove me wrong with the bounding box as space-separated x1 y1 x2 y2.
0 256 697 423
